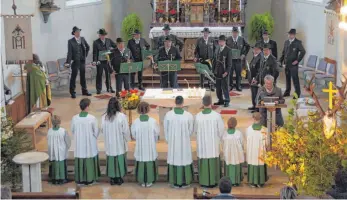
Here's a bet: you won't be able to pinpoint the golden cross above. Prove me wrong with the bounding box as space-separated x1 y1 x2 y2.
322 81 338 109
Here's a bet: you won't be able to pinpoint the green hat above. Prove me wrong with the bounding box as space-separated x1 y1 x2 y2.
163 24 171 30
97 28 108 35
164 36 171 41
252 42 263 50
219 35 226 41
263 43 272 49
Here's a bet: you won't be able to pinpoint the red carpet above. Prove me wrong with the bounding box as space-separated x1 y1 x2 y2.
140 92 145 96
229 91 241 97
47 107 55 114
220 110 238 115
150 104 157 109
94 94 113 100
212 105 219 110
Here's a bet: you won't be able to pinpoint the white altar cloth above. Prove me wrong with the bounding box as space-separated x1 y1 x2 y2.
149 27 242 39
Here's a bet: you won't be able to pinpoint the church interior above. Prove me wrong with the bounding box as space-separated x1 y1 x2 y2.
1 0 347 199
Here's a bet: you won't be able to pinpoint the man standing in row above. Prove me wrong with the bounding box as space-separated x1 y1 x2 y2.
157 24 184 52
248 43 262 112
127 29 150 90
93 28 116 94
256 43 278 86
194 28 215 91
66 26 91 98
156 37 182 88
226 27 250 92
213 35 232 107
258 30 278 83
280 29 306 98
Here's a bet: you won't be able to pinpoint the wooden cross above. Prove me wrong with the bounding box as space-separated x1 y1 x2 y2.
322 81 338 109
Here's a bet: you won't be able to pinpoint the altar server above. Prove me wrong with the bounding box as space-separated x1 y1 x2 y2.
47 115 71 185
131 102 160 188
223 117 244 186
101 97 130 185
226 27 250 91
157 24 184 51
246 112 268 188
71 98 100 185
156 36 182 88
194 95 224 187
164 96 194 188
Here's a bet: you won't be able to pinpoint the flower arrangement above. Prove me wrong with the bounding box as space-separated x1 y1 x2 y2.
169 9 177 17
230 9 240 18
119 89 140 110
265 99 347 198
220 9 229 17
156 9 165 18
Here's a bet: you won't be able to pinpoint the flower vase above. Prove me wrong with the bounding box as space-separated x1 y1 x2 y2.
233 17 238 22
159 17 164 23
222 17 227 23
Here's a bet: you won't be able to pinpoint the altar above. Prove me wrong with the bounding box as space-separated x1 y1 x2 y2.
150 0 245 61
142 88 206 139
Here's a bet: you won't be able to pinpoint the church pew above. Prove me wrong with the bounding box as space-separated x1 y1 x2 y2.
12 186 80 199
193 187 279 199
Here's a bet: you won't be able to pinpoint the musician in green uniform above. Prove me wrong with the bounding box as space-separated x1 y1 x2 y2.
157 24 184 52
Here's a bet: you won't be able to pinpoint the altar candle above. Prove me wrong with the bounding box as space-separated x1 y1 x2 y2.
193 87 196 96
154 0 156 11
229 0 231 11
177 0 179 15
166 0 168 12
218 0 220 12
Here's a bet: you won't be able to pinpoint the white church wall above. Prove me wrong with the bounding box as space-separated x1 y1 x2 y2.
1 0 111 99
290 0 327 62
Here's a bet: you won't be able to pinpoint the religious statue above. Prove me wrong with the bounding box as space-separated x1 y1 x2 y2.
40 0 59 9
325 0 342 13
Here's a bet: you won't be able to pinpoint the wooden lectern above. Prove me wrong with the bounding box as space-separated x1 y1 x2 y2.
257 104 287 148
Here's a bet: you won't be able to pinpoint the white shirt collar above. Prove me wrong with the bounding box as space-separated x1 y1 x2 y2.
264 39 269 43
75 37 81 42
119 48 125 53
254 53 259 57
233 36 238 42
264 54 270 59
220 45 225 50
289 38 295 43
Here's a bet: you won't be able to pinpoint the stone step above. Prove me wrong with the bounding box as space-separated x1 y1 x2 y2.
142 74 201 81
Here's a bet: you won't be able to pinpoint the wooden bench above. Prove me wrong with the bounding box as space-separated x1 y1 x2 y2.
14 111 52 150
193 187 279 199
12 186 81 199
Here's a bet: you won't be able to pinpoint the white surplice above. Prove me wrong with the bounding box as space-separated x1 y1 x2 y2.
131 117 160 162
47 127 71 161
71 114 99 158
194 111 224 159
223 130 245 165
164 110 194 166
101 113 130 157
246 126 267 165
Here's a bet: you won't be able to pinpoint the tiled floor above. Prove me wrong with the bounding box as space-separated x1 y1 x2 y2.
33 71 328 199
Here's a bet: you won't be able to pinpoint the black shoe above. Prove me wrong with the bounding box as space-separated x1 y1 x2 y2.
82 92 92 96
283 92 290 97
229 85 234 91
236 87 242 92
139 86 145 91
96 91 101 95
71 93 76 99
210 88 215 92
110 178 116 186
107 89 115 93
214 101 224 106
224 102 229 107
248 106 256 110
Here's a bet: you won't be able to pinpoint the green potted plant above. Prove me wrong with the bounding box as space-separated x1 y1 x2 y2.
121 13 144 42
248 12 274 42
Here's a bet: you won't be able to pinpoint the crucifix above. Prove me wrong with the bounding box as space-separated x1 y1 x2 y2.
12 0 17 15
322 81 338 109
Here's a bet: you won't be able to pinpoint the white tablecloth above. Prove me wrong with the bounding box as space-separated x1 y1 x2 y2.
149 27 242 39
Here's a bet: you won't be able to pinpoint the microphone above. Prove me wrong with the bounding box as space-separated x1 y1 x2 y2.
184 79 190 88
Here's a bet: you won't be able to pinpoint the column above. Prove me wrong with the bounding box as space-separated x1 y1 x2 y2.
177 0 179 22
13 152 49 192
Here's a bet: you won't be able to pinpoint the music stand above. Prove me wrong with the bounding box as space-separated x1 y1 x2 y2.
119 62 143 90
157 60 181 88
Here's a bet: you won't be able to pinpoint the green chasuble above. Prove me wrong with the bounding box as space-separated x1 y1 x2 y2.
135 161 158 184
106 153 127 178
25 64 50 114
167 164 194 186
198 157 222 187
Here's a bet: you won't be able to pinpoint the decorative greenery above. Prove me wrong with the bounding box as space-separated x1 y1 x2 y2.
121 13 144 42
265 99 347 198
248 12 274 42
1 108 32 190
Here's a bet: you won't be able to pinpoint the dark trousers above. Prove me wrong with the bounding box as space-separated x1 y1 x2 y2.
229 59 242 88
115 74 130 94
70 60 87 95
285 65 301 97
216 77 230 103
250 85 259 108
96 61 112 92
160 72 178 88
130 70 143 88
274 70 279 86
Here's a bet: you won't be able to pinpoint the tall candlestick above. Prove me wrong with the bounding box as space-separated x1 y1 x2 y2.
166 0 169 12
229 0 231 11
